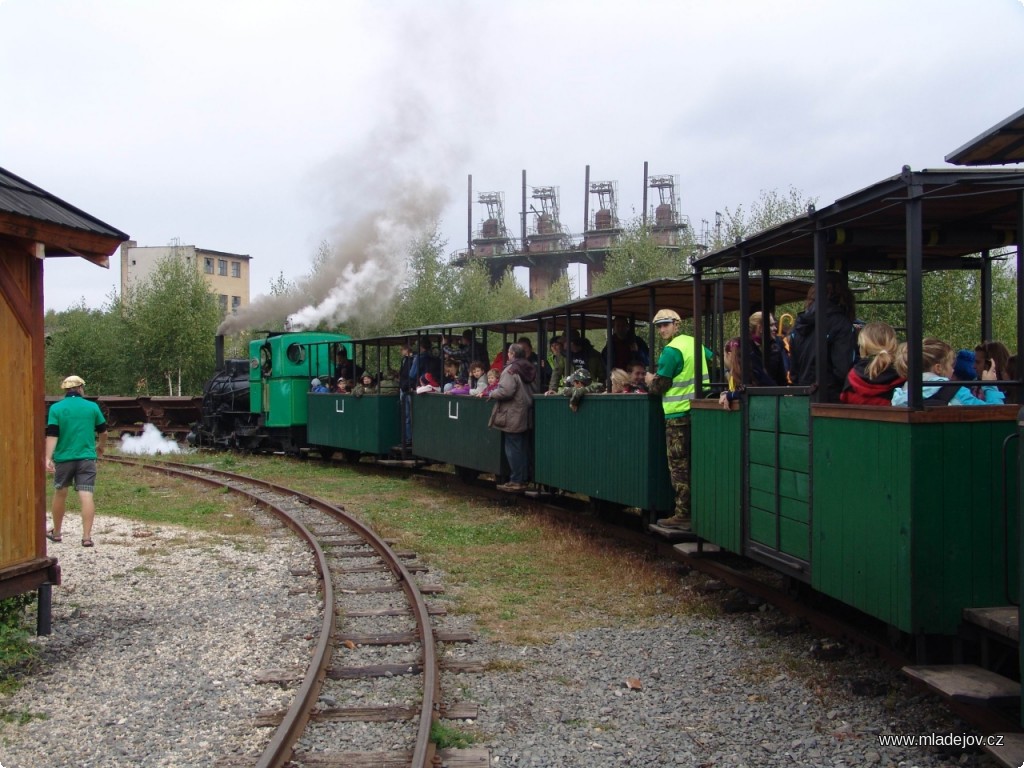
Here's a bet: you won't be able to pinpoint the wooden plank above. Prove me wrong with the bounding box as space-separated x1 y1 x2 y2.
963 607 1020 642
337 583 445 594
343 603 447 617
673 541 721 555
439 748 490 767
328 663 422 679
984 733 1024 768
339 629 473 646
441 659 489 673
441 702 479 719
903 664 1020 706
289 750 413 767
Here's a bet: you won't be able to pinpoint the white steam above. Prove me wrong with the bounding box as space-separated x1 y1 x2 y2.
119 423 183 455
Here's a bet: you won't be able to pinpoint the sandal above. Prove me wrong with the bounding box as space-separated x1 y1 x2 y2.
81 539 94 548
46 530 62 543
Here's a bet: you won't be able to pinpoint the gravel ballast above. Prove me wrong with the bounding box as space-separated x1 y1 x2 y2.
0 514 1001 768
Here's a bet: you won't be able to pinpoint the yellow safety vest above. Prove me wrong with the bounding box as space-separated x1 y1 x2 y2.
662 333 707 417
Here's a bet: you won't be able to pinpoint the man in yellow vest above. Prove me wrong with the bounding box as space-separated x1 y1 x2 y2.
645 308 701 530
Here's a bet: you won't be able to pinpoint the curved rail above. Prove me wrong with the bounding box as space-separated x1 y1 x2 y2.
107 457 439 768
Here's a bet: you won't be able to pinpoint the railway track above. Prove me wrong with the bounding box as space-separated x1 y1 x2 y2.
106 457 467 768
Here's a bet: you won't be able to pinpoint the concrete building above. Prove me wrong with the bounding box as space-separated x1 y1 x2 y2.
119 241 251 314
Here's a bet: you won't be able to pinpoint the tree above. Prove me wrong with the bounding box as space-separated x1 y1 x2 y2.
44 298 133 395
592 218 687 294
121 250 222 395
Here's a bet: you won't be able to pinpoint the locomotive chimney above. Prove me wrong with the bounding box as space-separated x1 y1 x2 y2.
215 335 225 371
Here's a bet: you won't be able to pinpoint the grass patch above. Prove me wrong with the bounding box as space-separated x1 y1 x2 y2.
98 451 706 643
0 709 48 725
0 596 39 694
430 720 479 749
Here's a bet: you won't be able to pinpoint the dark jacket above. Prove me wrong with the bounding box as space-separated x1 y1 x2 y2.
749 338 786 386
789 301 856 403
398 355 415 393
839 359 906 405
488 358 536 433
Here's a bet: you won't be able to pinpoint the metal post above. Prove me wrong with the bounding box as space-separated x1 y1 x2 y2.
467 174 473 258
521 170 528 248
37 584 52 636
981 249 993 343
812 209 827 404
905 168 924 410
583 165 590 234
693 267 704 398
739 248 751 390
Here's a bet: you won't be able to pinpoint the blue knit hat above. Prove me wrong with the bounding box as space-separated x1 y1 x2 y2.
954 349 976 381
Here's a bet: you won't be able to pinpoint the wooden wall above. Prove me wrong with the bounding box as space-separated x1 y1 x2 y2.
0 237 53 596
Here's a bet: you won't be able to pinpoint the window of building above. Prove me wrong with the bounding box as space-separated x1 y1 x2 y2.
204 258 214 274
218 259 227 276
219 294 228 311
231 296 241 312
231 261 241 278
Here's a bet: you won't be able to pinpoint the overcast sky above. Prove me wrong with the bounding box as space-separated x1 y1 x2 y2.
3 0 1022 314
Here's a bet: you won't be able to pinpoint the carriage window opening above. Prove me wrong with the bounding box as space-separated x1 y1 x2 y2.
287 344 306 364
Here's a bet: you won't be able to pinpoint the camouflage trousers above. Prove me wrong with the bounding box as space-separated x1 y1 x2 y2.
664 416 691 518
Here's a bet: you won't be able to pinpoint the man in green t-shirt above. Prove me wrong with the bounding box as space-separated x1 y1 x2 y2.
45 375 107 547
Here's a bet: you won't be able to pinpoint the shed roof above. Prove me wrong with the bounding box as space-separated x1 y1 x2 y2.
0 166 129 266
946 107 1024 166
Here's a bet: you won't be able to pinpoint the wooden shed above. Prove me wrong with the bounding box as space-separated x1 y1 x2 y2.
0 167 128 623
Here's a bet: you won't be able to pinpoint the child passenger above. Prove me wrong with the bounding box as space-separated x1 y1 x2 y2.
891 338 1004 406
840 322 905 405
609 368 630 394
718 338 743 409
468 361 488 396
478 368 500 397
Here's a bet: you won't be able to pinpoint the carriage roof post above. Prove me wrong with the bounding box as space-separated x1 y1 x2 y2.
693 266 705 398
739 242 751 397
760 268 772 373
903 167 924 410
981 249 993 344
811 204 827 404
605 298 613 390
1016 188 1024 402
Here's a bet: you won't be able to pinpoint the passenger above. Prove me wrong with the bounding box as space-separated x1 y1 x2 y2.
333 347 363 384
488 343 536 492
609 368 630 394
788 273 857 402
310 377 330 394
415 372 440 394
892 338 1004 406
545 336 569 394
378 369 400 395
441 358 460 393
352 372 377 397
411 338 442 388
568 332 606 385
602 316 651 370
46 375 108 548
516 337 548 394
335 378 353 394
468 361 489 396
489 342 512 372
478 368 500 397
448 374 471 395
839 322 905 405
624 361 649 394
718 337 743 409
973 340 1012 400
645 308 710 531
398 344 415 444
441 330 479 379
953 349 977 382
748 312 786 385
555 368 606 412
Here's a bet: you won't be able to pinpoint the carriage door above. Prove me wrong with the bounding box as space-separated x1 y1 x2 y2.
745 393 812 581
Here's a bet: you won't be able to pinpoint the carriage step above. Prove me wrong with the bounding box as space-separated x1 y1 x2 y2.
674 541 721 556
963 606 1019 643
983 733 1024 768
902 664 1020 706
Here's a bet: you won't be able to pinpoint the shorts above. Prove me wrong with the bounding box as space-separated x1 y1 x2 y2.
54 460 98 493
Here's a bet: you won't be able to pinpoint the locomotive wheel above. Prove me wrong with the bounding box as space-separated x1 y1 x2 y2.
454 465 479 485
315 446 335 462
342 449 362 464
